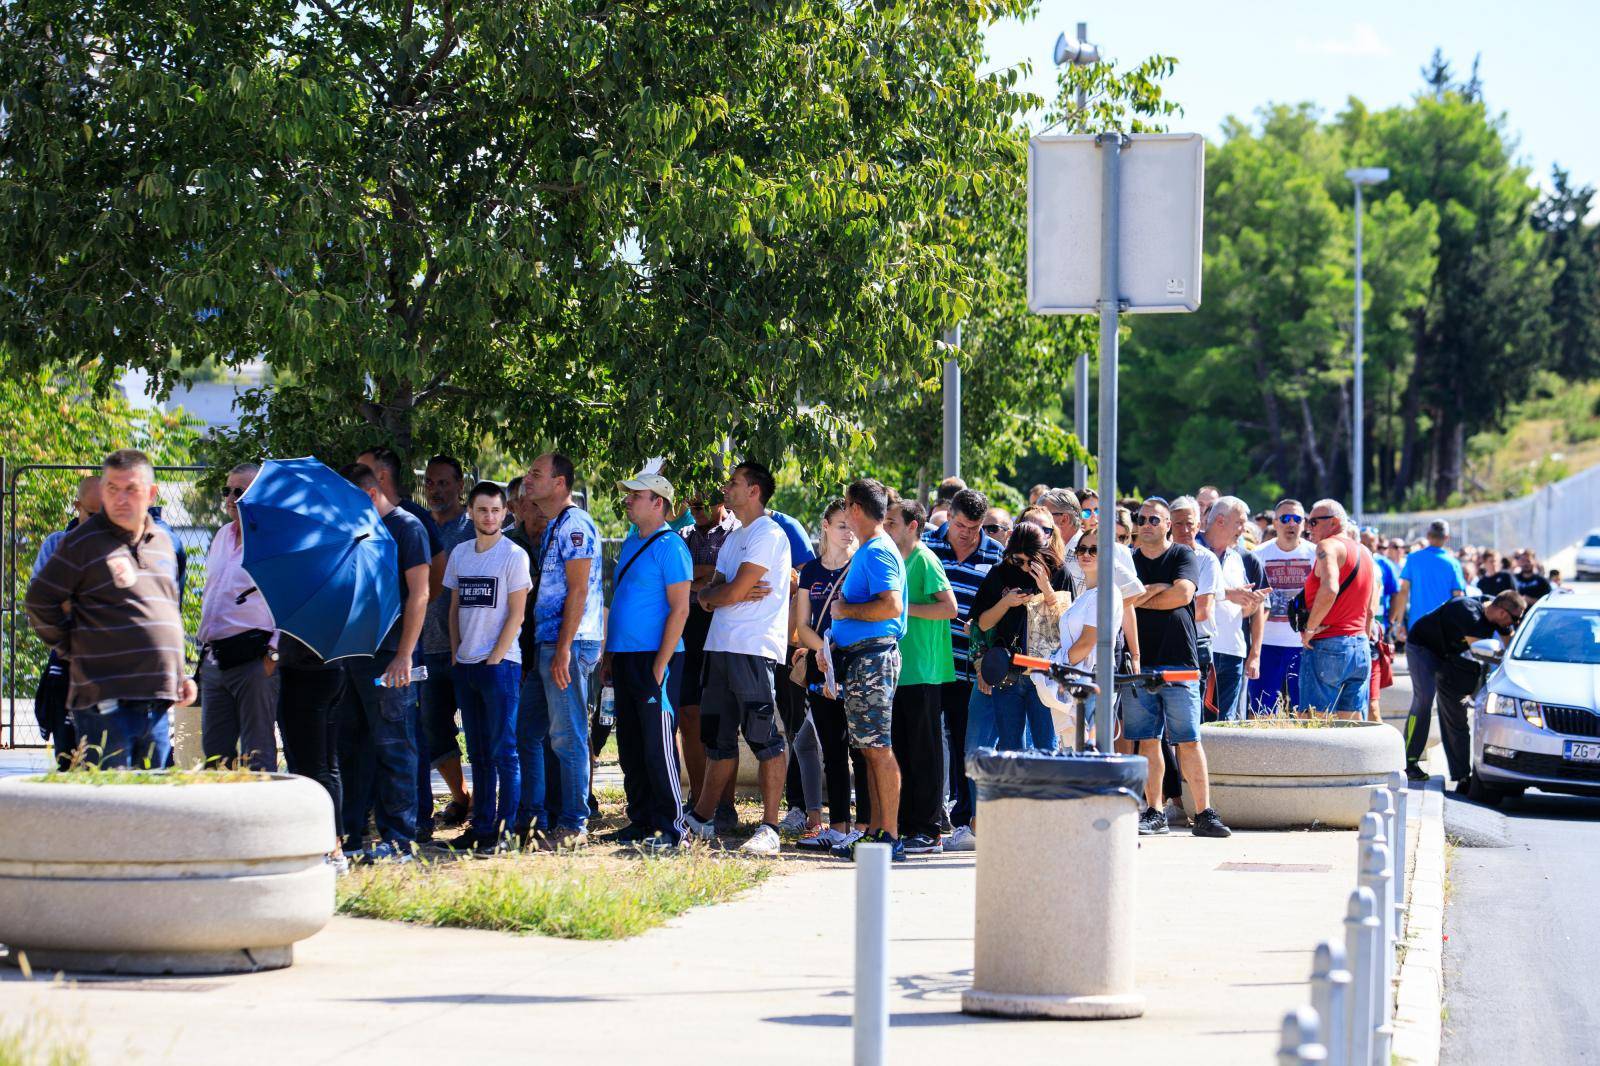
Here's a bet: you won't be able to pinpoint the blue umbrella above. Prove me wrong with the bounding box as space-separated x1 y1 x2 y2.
238 457 400 661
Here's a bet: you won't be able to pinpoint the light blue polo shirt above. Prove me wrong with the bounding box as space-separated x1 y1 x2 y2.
1400 545 1465 627
830 532 907 647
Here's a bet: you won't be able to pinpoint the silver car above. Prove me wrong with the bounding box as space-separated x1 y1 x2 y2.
1576 530 1600 582
1470 588 1600 806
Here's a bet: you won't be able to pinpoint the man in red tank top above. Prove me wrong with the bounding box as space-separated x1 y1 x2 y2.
1299 500 1376 717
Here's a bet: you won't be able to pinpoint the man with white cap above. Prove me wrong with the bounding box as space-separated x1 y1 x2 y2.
604 461 694 851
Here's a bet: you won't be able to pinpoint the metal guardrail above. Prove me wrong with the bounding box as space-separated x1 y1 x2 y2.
1276 777 1409 1065
1368 462 1600 561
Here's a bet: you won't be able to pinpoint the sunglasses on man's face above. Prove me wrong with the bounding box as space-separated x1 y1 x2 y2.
1081 507 1099 518
221 486 246 499
1306 514 1335 526
983 523 1012 534
1277 514 1304 524
1133 514 1164 526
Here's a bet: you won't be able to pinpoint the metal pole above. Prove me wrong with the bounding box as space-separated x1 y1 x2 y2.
854 842 890 1065
1072 21 1090 492
1093 131 1123 755
1344 887 1381 1066
1277 1005 1328 1065
942 326 962 481
1310 941 1350 1066
1352 183 1364 527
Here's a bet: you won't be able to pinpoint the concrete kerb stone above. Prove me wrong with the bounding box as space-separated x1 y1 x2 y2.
1391 777 1445 1066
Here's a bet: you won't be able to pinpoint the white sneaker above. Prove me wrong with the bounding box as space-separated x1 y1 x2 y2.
796 825 847 850
740 824 783 856
944 826 976 852
778 808 808 835
683 810 717 842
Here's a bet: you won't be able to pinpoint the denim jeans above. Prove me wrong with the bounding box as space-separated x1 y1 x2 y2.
1125 677 1203 743
517 640 600 831
416 651 459 834
70 699 172 769
1211 652 1247 722
1299 635 1372 714
455 660 522 838
965 679 1056 812
339 652 421 850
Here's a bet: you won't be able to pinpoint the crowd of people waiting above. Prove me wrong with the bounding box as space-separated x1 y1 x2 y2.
24 450 1552 866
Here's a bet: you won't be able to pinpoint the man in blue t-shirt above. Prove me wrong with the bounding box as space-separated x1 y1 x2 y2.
767 508 817 569
603 465 694 850
1362 528 1400 637
516 452 604 847
338 462 432 861
1392 519 1465 634
830 478 908 861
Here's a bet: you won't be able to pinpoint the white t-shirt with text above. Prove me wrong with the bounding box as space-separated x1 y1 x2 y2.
1253 540 1316 648
704 515 793 663
443 537 533 664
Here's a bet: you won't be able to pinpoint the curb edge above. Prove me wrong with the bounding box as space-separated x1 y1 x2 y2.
1391 778 1444 1066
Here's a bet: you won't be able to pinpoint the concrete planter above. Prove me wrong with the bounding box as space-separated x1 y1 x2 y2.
1190 719 1404 829
0 773 336 975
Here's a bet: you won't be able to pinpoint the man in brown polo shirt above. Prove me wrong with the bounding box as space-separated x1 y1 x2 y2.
25 449 195 768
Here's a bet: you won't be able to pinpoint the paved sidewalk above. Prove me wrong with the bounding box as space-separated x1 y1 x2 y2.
3 824 1358 1066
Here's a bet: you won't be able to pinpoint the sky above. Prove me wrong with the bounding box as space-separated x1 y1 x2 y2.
983 0 1599 194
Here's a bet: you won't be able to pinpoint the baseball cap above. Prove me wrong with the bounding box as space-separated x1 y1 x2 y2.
617 458 675 504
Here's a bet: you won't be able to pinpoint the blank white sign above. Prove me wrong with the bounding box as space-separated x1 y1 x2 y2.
1027 133 1205 315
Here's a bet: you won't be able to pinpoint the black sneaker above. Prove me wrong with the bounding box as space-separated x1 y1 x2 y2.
901 834 944 855
1137 807 1169 836
849 829 906 863
1191 808 1232 838
714 803 740 833
427 829 481 852
608 823 651 844
1405 763 1429 783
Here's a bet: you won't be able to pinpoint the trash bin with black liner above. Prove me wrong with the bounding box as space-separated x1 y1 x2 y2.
960 748 1148 1020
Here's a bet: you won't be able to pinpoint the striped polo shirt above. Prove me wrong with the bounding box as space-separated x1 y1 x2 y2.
24 512 187 710
920 523 1004 681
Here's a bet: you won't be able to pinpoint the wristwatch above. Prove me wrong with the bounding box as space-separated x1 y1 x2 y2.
266 647 279 663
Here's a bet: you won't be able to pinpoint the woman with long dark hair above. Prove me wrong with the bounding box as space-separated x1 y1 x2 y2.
966 520 1068 774
789 499 868 850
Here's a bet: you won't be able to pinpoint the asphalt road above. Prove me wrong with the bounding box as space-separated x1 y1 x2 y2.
1443 573 1600 1065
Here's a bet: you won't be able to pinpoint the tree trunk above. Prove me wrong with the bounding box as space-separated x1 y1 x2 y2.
1395 372 1423 504
1434 412 1464 502
1255 355 1289 490
1299 394 1328 498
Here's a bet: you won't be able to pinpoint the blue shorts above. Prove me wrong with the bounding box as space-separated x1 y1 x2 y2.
1124 678 1202 744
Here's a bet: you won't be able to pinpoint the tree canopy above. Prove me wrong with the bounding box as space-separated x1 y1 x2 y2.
0 0 1036 490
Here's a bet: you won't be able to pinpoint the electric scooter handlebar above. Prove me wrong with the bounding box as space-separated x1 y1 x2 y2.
1011 655 1199 693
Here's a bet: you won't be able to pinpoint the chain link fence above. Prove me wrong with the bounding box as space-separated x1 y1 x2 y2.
1367 462 1600 560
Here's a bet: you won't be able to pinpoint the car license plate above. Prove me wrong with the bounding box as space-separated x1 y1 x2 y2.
1565 741 1600 763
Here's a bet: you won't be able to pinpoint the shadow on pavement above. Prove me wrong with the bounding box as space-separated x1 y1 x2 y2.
764 1011 1002 1028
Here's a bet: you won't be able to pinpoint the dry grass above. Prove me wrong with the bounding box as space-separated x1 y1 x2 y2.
1212 711 1372 730
26 767 272 786
337 848 774 940
0 1018 89 1066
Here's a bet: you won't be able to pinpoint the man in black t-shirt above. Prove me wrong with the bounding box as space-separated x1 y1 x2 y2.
1477 554 1515 598
1127 499 1231 838
1402 590 1525 786
1510 552 1552 603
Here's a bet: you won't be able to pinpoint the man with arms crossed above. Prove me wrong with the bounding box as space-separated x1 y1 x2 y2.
26 450 195 768
684 461 791 855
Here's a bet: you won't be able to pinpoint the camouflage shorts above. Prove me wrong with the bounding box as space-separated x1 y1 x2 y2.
839 639 901 750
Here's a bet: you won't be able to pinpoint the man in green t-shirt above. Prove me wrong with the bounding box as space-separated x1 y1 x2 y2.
885 495 959 854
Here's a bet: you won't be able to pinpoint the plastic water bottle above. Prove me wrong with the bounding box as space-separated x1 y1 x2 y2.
374 664 430 687
598 686 616 727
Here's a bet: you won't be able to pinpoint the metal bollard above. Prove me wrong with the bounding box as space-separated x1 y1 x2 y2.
1344 887 1381 1066
1310 940 1351 1066
1386 773 1409 933
1278 1004 1329 1065
1359 842 1394 1065
854 842 890 1066
1358 812 1394 984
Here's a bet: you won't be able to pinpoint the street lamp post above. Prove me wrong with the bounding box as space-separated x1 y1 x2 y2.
1055 23 1101 491
1345 166 1389 528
